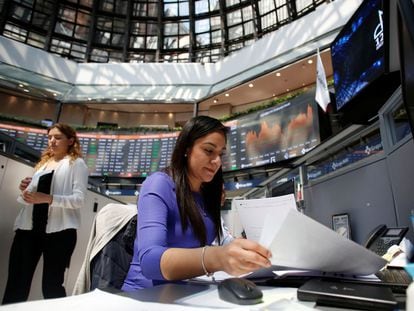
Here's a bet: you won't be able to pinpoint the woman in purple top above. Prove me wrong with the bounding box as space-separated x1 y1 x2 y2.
122 116 272 290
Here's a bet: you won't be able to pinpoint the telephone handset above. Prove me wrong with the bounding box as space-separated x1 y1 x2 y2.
364 224 408 256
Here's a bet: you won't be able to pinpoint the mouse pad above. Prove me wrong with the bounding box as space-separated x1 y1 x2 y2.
297 278 397 311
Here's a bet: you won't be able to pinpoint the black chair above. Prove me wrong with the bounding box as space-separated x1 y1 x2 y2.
90 215 137 290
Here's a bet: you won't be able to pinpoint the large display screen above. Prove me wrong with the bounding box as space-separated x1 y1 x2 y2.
331 0 386 111
222 90 320 171
0 90 320 176
0 124 178 177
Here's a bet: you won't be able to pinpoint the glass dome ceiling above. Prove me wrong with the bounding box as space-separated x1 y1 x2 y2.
0 0 327 63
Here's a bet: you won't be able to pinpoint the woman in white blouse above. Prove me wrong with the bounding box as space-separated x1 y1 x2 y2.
2 123 89 304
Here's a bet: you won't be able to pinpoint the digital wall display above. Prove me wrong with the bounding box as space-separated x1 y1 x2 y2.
0 90 320 176
331 0 386 111
222 90 320 171
0 124 178 177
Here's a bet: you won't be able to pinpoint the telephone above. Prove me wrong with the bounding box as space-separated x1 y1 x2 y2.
364 224 408 256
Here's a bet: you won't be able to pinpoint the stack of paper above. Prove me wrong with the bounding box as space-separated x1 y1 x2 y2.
235 196 386 276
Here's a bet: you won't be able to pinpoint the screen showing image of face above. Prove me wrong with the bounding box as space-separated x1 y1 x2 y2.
331 0 386 111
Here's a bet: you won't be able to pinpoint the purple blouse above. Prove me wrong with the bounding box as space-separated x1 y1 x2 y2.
122 172 216 290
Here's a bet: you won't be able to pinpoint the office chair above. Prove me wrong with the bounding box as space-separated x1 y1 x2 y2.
73 203 137 294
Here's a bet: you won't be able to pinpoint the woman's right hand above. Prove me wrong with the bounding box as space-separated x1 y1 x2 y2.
19 177 32 192
207 238 272 276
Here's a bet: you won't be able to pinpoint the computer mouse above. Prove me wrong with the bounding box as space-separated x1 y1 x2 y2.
217 278 263 305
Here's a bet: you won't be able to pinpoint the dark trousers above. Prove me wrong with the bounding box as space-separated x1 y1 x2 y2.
2 229 77 305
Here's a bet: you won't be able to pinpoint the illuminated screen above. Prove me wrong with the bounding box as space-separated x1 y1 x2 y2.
0 124 178 177
0 90 320 176
331 0 386 111
222 90 321 171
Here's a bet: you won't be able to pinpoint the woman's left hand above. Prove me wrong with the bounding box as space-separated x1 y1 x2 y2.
22 191 52 205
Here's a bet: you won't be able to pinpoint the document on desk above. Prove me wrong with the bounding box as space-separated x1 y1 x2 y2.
235 194 297 242
260 208 387 275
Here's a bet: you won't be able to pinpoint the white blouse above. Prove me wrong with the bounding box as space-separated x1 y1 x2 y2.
15 156 89 233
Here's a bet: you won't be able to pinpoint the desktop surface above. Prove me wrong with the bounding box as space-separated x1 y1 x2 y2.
119 281 406 310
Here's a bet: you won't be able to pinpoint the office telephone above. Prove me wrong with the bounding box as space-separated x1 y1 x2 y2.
364 224 408 256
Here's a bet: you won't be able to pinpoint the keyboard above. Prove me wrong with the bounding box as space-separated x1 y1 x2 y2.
376 268 412 292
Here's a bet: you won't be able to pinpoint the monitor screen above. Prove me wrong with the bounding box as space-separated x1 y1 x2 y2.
221 89 321 172
0 123 178 177
397 0 414 136
331 0 387 111
0 90 321 176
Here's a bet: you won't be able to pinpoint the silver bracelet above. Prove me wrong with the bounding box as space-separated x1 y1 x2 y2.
201 246 214 277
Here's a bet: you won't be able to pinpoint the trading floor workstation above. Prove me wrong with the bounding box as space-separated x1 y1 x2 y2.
0 0 414 310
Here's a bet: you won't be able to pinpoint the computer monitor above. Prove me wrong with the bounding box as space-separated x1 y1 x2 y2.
330 0 400 124
397 0 414 136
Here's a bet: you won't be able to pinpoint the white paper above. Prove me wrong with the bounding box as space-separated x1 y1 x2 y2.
265 209 387 275
235 195 296 242
0 288 313 311
236 197 386 276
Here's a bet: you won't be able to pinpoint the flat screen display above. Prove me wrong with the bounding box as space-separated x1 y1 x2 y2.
0 123 178 177
0 90 320 176
331 0 386 111
222 89 320 171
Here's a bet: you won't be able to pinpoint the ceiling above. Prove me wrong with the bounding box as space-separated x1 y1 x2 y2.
0 49 333 115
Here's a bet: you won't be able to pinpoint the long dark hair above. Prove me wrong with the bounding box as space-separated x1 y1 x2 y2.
170 116 228 246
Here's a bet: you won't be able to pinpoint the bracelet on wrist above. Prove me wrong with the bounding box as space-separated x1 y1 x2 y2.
201 246 214 277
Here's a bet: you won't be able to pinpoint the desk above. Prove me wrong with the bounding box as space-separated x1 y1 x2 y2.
0 283 406 311
120 282 405 311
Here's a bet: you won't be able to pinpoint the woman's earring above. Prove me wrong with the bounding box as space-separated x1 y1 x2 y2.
184 154 187 157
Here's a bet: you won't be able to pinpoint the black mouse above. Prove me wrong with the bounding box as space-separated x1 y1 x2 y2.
217 278 263 305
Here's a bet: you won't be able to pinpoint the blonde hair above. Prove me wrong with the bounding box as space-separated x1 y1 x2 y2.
35 123 83 170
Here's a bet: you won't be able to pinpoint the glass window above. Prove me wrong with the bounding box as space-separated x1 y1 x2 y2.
211 29 221 43
27 32 46 49
146 36 157 49
210 16 221 30
164 3 178 16
90 48 109 62
70 42 87 57
195 1 209 14
165 22 179 36
130 36 145 48
56 21 74 36
228 24 242 40
100 0 114 12
132 1 158 17
50 38 71 56
32 11 51 31
195 18 210 33
226 0 241 7
196 33 210 46
296 0 314 12
74 24 89 40
227 10 242 27
0 0 326 63
11 3 32 23
178 1 189 16
111 33 124 46
178 34 190 48
164 37 178 49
